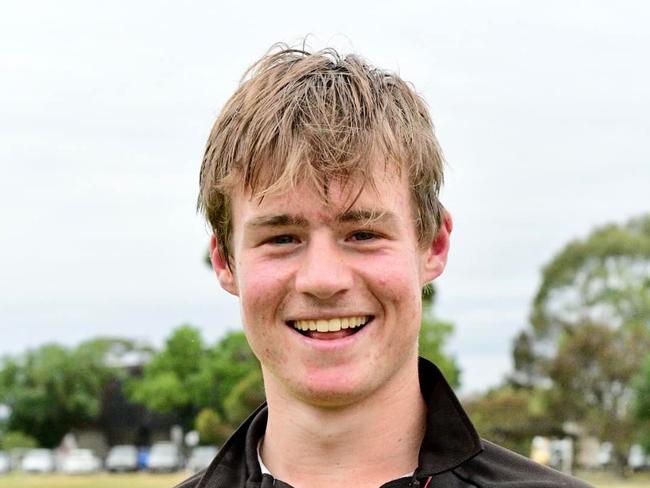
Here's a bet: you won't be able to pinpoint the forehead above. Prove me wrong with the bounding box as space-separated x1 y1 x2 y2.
231 168 410 224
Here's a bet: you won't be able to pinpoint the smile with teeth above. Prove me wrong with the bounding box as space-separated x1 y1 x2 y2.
291 316 371 333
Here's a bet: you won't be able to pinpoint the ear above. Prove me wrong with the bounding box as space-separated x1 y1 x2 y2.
421 210 452 285
210 235 239 296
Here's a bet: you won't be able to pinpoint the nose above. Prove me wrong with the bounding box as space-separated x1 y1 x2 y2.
294 236 353 299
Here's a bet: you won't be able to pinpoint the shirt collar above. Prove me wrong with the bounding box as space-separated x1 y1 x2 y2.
415 357 482 477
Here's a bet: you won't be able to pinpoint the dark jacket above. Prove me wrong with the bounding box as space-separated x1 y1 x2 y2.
176 358 593 487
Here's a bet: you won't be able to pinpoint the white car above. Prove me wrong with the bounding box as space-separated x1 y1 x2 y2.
60 449 102 474
596 442 614 467
0 451 11 474
148 442 183 472
21 449 55 473
187 446 218 473
629 444 649 471
106 444 139 472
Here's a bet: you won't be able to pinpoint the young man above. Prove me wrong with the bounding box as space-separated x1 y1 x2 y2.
178 46 592 488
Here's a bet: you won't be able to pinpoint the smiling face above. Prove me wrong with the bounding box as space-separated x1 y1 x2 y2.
211 168 451 407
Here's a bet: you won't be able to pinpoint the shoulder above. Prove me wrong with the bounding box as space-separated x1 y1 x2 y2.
452 439 594 487
172 471 203 488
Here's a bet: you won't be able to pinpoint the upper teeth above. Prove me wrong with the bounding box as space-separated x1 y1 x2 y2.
292 316 369 332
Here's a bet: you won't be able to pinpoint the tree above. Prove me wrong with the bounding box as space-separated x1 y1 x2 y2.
513 214 650 468
529 214 650 343
464 385 560 456
127 325 216 428
127 325 263 434
0 340 120 447
223 368 265 426
632 355 650 452
419 287 461 387
0 431 38 450
208 331 262 421
195 408 232 446
547 321 650 466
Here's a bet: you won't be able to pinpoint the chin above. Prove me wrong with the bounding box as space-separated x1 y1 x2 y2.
296 387 370 409
289 370 379 408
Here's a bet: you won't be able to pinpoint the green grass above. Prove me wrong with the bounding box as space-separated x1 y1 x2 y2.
0 471 649 487
0 472 188 488
577 471 650 488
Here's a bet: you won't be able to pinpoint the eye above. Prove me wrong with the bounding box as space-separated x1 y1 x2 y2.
349 230 378 242
267 235 297 245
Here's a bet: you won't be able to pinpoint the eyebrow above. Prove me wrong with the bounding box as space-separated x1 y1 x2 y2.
337 208 397 225
246 214 310 228
246 208 398 229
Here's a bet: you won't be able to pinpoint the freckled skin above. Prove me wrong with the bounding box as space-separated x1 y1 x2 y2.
213 169 447 408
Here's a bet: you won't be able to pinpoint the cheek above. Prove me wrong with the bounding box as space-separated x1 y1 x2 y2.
237 261 290 352
239 261 287 313
370 254 422 301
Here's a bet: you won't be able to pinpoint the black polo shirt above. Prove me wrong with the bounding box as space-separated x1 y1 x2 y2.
176 358 592 487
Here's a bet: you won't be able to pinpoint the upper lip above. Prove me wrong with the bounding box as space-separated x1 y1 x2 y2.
286 314 374 322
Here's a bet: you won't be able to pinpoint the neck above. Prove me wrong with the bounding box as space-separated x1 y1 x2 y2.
260 356 426 488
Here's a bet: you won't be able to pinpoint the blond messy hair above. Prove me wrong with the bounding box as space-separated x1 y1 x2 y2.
199 45 445 265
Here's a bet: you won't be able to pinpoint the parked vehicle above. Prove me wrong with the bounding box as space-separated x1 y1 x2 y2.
596 442 614 468
0 451 11 474
21 449 55 473
106 445 139 472
148 442 183 472
60 449 102 474
137 447 150 470
187 446 218 473
629 444 650 471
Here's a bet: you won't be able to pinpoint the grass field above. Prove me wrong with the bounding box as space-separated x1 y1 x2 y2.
0 472 188 488
576 471 650 488
0 471 649 487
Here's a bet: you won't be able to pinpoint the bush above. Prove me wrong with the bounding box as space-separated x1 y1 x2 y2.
223 368 265 426
195 408 231 446
0 431 38 450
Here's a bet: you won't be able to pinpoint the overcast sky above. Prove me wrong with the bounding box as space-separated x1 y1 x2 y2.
1 0 648 393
